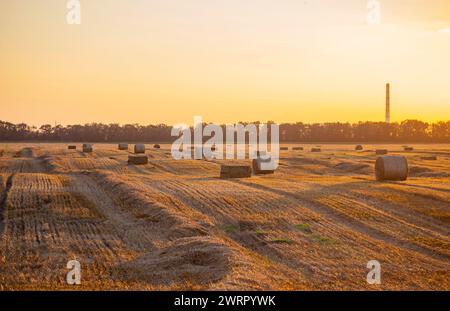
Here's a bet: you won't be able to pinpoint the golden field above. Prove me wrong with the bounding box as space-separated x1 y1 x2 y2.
0 143 449 290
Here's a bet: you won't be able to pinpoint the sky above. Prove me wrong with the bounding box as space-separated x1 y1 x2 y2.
0 0 450 126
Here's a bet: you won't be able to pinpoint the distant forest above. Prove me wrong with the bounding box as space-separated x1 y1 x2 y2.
1 120 450 143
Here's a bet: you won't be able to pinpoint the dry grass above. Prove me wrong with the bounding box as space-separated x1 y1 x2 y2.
0 143 449 290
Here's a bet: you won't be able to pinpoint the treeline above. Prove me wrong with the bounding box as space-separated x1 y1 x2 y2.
1 120 449 143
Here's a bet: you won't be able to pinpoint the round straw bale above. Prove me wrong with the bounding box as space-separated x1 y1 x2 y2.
375 155 408 181
153 144 161 149
292 147 303 151
21 148 34 157
403 146 414 151
355 145 363 151
134 144 146 154
375 149 388 155
82 144 93 153
311 148 321 152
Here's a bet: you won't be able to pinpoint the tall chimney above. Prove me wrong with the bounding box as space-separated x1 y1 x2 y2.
385 83 390 124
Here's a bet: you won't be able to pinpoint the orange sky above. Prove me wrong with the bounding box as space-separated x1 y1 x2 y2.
1 0 450 126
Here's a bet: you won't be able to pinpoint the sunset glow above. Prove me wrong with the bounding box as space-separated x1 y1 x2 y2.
1 0 449 126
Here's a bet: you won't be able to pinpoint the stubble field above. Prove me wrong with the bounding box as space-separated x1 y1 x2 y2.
0 143 449 290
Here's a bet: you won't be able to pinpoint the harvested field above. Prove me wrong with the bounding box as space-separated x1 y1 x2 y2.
0 143 449 290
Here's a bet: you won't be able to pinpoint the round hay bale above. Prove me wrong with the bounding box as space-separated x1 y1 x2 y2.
19 148 34 157
153 144 161 149
134 144 146 154
355 145 363 151
311 148 321 153
375 149 388 155
118 143 128 150
375 156 408 181
82 144 93 153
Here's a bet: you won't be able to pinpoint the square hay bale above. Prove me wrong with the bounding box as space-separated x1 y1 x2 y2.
82 144 93 153
118 143 128 150
128 155 148 165
292 147 303 151
220 164 252 178
68 145 77 150
134 144 146 154
375 149 388 155
421 156 437 161
311 148 321 152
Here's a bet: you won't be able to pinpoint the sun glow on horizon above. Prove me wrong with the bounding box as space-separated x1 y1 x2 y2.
1 0 449 126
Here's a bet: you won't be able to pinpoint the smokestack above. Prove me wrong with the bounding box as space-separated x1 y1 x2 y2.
385 83 390 124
